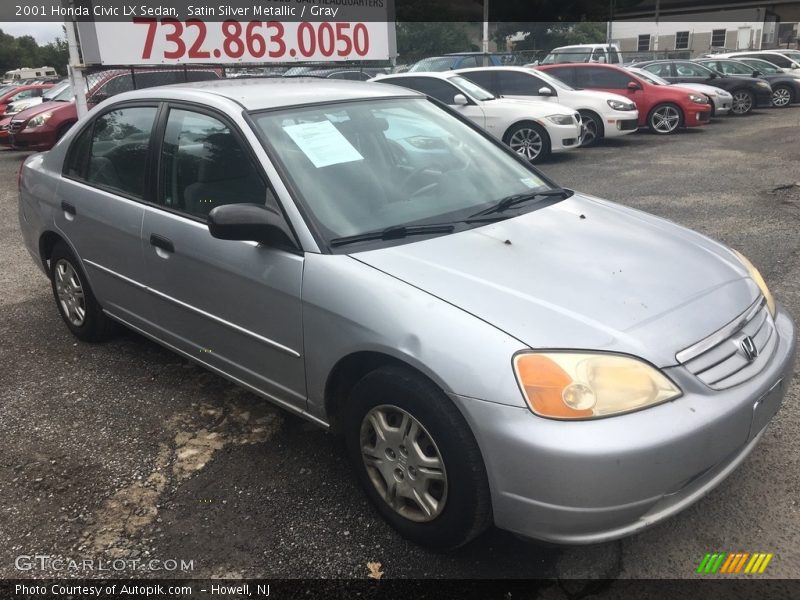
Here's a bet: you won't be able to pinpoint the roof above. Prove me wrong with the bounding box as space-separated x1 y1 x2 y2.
378 72 460 81
108 78 420 111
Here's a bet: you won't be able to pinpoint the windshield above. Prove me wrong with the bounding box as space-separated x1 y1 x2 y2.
448 75 495 100
629 68 668 85
542 49 592 64
717 60 756 75
251 98 552 250
409 57 457 72
43 81 70 100
740 59 780 74
531 68 575 90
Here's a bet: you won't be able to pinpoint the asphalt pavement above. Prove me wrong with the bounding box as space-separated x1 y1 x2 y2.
1 105 798 586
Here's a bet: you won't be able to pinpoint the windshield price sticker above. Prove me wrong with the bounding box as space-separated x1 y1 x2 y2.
91 20 390 64
282 121 364 168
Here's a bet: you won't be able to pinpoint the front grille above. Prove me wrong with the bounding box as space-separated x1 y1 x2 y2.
698 111 711 122
618 119 638 131
9 120 25 134
676 298 776 390
562 138 578 146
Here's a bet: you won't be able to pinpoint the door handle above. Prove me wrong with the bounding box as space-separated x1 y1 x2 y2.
61 201 76 216
149 234 174 254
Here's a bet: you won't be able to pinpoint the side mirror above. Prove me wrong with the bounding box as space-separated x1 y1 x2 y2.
538 86 553 96
753 70 761 77
208 203 297 250
452 93 469 106
627 81 641 91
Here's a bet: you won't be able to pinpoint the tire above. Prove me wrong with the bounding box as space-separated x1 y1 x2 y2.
49 241 117 342
503 121 551 163
344 365 492 550
578 110 603 146
730 89 755 115
771 85 793 108
647 103 683 134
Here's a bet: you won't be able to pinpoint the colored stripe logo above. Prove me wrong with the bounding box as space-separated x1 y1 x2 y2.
696 552 773 574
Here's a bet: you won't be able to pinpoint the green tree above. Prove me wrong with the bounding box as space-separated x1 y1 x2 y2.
396 22 476 61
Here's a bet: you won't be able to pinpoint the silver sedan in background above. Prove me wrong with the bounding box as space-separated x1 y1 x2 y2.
628 67 733 116
18 79 795 549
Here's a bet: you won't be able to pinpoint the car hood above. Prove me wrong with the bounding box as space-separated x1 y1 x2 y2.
353 194 759 367
491 97 577 116
13 100 72 121
674 83 732 97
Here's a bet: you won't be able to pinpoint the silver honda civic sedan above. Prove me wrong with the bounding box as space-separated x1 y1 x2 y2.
18 79 796 549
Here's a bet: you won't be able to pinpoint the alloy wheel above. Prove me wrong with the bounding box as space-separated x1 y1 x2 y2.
360 405 448 523
650 106 680 133
509 127 543 161
54 259 86 327
731 91 753 114
772 87 791 108
580 118 598 145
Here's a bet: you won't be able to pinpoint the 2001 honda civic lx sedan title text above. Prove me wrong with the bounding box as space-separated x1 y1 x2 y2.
18 79 796 549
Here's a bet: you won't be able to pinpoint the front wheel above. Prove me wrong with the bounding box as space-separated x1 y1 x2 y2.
730 89 755 115
344 366 492 550
504 122 551 163
771 85 793 108
578 111 603 147
647 103 683 134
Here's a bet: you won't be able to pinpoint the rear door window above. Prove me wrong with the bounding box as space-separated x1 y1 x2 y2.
387 77 464 105
84 106 158 199
496 71 542 95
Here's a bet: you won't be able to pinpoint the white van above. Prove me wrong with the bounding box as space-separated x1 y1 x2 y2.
538 44 623 66
2 66 58 83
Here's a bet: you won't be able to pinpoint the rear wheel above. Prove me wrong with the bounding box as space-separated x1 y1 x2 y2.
771 85 793 108
730 89 754 115
647 103 682 134
578 111 603 146
504 121 550 163
49 241 117 342
344 366 492 550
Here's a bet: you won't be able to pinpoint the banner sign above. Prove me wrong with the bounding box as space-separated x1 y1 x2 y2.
84 19 394 64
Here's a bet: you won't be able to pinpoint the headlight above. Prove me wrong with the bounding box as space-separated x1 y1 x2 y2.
513 352 682 420
688 94 708 104
25 112 52 129
607 99 635 111
546 114 575 125
733 250 776 317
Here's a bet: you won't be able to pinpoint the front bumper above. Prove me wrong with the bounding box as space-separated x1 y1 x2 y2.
451 305 795 544
711 96 732 116
10 126 57 151
603 112 639 138
546 122 582 153
685 105 713 127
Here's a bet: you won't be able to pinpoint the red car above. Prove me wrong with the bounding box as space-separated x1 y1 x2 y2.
9 69 221 151
0 84 53 114
537 63 712 134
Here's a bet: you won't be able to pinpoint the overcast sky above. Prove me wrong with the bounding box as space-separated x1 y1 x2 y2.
0 22 64 44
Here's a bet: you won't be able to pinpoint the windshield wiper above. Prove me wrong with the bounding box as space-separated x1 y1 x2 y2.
330 223 456 248
469 188 572 218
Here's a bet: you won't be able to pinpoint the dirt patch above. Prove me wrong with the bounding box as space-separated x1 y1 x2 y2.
76 394 283 558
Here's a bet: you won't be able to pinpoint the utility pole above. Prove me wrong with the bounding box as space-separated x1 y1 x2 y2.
65 17 88 118
482 0 489 53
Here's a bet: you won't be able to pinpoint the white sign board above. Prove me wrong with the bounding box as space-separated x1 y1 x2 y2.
84 20 395 64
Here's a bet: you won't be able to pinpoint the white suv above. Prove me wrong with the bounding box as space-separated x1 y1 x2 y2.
456 66 639 146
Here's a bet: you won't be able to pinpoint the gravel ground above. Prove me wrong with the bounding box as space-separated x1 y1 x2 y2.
1 105 798 586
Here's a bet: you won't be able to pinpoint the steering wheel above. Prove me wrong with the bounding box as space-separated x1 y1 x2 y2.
400 166 441 199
